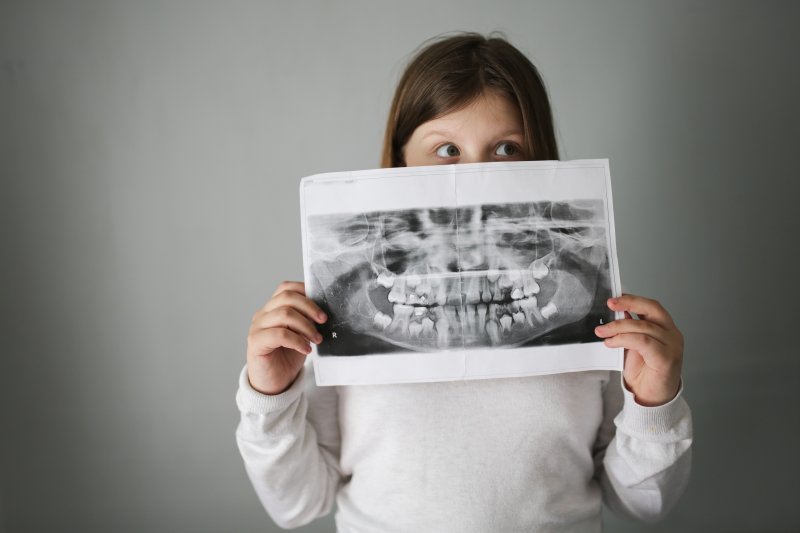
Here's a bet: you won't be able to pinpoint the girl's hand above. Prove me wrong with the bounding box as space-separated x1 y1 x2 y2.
246 281 327 395
593 293 684 407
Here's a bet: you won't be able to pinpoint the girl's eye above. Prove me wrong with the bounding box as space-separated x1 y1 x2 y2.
495 142 520 157
435 143 460 158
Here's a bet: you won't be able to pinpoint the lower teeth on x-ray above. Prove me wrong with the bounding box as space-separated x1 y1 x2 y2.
306 200 614 356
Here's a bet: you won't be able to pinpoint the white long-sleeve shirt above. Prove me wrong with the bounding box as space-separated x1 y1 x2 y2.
235 359 692 532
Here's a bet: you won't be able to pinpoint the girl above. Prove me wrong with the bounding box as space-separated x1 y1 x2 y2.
236 32 692 532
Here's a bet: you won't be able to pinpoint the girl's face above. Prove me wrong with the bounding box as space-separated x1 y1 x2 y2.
401 89 528 167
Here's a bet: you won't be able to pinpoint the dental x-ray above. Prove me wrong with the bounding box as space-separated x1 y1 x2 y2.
300 160 624 386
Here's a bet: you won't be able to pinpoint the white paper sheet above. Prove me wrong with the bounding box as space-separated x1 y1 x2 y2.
299 159 624 386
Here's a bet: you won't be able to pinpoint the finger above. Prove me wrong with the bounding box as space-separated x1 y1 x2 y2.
602 332 667 359
264 290 327 324
251 327 312 356
594 318 669 345
608 294 675 329
259 306 324 344
271 280 306 298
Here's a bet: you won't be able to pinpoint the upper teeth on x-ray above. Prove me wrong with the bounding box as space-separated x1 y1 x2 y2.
306 199 615 356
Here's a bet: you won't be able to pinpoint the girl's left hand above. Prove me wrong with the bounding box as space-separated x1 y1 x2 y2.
593 293 684 407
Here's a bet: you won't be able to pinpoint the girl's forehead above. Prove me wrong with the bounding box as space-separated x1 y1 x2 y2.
417 94 524 139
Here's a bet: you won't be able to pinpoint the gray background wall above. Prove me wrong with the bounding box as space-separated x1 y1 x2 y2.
1 1 798 531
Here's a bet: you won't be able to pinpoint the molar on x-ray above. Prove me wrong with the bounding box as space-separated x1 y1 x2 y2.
306 199 615 356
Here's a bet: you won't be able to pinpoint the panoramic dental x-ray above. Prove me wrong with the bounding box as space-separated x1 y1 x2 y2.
300 160 624 386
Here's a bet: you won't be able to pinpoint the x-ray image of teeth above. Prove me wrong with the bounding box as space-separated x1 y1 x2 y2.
305 200 615 356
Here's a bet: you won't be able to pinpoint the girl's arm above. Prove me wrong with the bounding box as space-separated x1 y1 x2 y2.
235 358 345 529
593 371 693 523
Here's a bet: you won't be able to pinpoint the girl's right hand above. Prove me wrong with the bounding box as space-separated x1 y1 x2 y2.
246 281 327 395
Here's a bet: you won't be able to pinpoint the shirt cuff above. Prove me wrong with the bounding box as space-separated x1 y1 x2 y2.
235 364 306 415
615 374 690 438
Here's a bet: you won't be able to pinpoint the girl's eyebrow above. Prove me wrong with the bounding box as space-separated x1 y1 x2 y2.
420 130 454 140
421 129 524 140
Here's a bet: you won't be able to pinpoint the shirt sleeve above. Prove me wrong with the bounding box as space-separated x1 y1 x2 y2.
592 370 693 523
234 359 345 529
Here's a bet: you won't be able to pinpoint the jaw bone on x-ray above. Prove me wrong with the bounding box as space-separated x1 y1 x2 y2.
300 160 624 386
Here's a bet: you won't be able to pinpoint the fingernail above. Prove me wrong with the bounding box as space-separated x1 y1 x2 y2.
594 326 605 334
314 333 323 343
318 312 327 322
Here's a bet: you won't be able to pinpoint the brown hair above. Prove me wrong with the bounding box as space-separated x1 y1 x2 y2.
380 31 559 168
